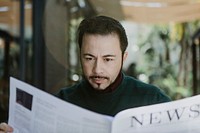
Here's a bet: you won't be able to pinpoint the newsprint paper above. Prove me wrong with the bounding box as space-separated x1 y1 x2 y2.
8 77 200 133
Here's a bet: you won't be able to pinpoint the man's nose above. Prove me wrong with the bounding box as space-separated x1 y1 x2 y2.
92 59 103 74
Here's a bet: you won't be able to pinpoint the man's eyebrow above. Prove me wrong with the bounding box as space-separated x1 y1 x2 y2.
83 53 95 57
103 55 116 58
83 53 116 58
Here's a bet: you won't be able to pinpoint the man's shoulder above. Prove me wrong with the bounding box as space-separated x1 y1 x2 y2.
124 75 158 90
123 75 171 102
55 81 83 100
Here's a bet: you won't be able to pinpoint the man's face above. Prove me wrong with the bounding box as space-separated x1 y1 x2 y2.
81 33 127 90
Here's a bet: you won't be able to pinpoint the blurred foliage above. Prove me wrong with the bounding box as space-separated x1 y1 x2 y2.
135 21 200 100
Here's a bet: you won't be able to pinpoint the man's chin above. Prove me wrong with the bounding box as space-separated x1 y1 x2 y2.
91 83 108 91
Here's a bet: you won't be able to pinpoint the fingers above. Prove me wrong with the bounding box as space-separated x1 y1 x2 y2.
0 123 13 133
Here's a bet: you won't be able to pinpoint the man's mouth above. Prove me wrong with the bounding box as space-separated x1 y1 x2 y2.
90 76 108 83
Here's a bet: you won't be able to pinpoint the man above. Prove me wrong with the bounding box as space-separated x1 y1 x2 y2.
0 15 171 132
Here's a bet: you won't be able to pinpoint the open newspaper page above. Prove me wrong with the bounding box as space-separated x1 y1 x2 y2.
8 77 113 133
111 94 200 133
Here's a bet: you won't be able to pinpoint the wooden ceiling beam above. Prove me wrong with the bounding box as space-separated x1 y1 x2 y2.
121 0 200 5
122 2 200 23
0 1 31 26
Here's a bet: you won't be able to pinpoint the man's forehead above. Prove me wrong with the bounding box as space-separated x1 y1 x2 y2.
82 34 120 47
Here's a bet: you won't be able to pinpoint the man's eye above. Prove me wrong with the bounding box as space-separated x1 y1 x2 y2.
104 58 113 62
85 57 93 61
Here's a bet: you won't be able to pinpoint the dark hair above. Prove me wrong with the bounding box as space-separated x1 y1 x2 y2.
77 16 128 54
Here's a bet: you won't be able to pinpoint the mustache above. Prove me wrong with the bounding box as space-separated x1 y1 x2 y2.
89 75 109 79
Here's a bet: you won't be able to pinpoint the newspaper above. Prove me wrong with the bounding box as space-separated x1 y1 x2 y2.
8 77 112 133
8 77 200 133
112 95 200 133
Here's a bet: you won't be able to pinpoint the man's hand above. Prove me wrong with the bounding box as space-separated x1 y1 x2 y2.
0 123 13 133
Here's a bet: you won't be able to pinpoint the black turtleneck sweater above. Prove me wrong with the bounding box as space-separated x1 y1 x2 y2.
56 73 171 116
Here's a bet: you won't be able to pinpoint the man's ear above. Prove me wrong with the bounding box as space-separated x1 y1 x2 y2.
123 52 128 62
